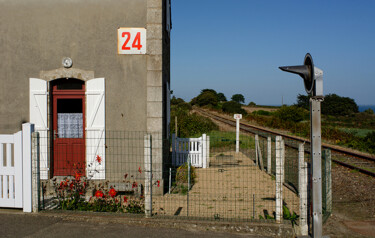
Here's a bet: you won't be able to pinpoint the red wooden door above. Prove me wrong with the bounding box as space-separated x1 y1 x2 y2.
52 80 85 176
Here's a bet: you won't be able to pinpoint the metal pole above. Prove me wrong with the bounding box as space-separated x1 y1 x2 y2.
310 97 323 237
144 134 152 218
169 167 172 194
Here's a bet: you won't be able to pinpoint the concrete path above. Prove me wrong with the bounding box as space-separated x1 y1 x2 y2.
0 209 272 238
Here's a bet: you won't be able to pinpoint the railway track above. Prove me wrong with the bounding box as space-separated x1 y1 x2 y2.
196 108 375 177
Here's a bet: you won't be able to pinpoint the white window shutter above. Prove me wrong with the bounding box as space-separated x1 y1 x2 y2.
29 78 49 179
86 78 105 179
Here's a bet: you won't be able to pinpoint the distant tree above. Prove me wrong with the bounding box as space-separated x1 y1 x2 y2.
201 89 218 95
248 101 256 107
171 96 185 105
231 94 245 104
296 93 359 116
222 101 247 115
217 92 227 102
191 90 218 107
296 94 309 110
322 94 359 116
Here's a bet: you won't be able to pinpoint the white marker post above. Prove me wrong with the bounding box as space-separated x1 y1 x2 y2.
234 114 242 153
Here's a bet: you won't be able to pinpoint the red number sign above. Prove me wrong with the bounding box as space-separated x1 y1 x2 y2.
118 28 146 54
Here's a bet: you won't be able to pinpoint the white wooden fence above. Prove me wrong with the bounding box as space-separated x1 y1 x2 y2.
171 134 210 168
0 124 33 212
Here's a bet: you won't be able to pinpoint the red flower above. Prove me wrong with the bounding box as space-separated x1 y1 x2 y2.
123 196 128 203
75 172 82 181
109 188 117 198
95 190 104 198
96 155 102 164
132 182 138 189
138 166 142 174
157 180 160 187
69 183 74 189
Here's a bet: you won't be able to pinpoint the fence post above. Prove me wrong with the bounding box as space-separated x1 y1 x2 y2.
32 131 40 213
22 123 34 213
275 136 283 223
256 138 264 171
299 143 308 236
207 136 210 168
172 133 176 167
202 134 207 168
255 135 259 166
144 134 152 218
281 139 285 183
267 137 271 174
323 149 332 217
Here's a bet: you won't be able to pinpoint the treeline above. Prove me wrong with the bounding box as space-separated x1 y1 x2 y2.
171 89 375 154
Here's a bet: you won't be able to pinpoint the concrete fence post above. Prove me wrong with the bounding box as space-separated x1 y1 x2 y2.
298 143 308 236
275 136 283 223
22 123 34 213
281 139 285 184
323 149 332 216
255 135 258 166
267 137 272 174
144 134 152 218
202 134 207 168
31 131 40 213
207 136 210 168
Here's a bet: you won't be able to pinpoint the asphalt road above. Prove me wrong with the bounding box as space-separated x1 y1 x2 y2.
0 210 262 238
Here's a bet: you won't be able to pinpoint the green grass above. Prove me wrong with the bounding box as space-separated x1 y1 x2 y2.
197 131 255 149
338 127 374 138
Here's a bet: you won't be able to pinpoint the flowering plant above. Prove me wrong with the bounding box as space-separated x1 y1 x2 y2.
53 162 146 214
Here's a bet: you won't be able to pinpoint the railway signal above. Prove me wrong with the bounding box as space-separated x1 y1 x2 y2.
279 53 324 238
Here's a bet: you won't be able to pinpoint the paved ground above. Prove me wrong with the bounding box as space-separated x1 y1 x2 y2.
0 209 291 238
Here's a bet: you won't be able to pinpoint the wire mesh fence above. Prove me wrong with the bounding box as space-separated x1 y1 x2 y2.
32 129 331 225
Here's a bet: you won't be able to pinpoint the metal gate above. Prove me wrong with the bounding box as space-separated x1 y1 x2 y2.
171 134 209 168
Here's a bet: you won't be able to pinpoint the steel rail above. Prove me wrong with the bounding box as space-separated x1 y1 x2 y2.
196 108 375 177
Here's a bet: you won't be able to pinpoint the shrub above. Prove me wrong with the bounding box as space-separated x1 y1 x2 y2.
252 110 272 116
222 101 247 115
274 105 307 123
175 162 196 185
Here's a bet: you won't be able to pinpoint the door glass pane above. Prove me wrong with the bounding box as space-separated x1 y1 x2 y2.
57 99 83 138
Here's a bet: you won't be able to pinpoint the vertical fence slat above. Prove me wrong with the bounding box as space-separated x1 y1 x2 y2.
3 175 7 199
9 175 14 199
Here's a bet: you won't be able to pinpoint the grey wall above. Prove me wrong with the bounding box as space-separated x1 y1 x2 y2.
0 0 149 133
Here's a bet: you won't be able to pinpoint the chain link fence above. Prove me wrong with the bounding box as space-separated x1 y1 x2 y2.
31 129 331 227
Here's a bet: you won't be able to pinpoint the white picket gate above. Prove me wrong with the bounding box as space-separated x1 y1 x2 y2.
0 124 33 212
172 134 210 168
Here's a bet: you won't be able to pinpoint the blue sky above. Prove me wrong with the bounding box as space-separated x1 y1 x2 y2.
170 0 375 106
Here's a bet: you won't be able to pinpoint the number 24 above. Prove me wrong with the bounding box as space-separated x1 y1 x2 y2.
122 32 142 50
